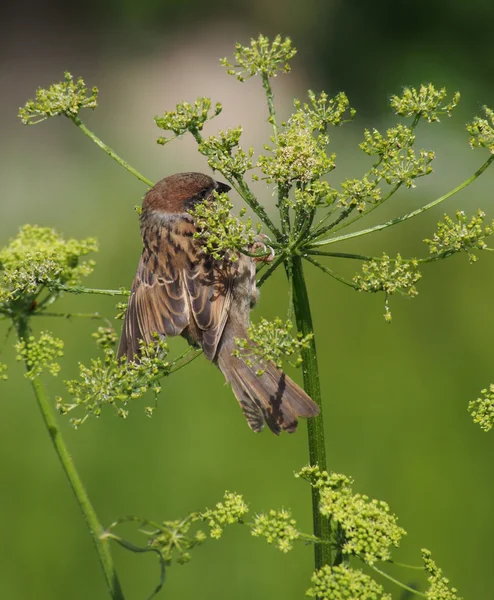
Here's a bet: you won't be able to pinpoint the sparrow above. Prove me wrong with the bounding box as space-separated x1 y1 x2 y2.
117 172 320 434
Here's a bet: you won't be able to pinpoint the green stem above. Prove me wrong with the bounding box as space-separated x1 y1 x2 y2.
260 73 279 143
308 248 458 264
311 154 494 248
51 284 130 297
312 182 403 242
257 254 285 288
290 256 332 569
370 564 426 598
304 255 359 290
15 317 125 600
70 116 154 187
260 72 291 239
233 177 283 241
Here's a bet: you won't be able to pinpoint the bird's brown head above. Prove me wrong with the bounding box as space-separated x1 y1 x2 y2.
142 172 231 216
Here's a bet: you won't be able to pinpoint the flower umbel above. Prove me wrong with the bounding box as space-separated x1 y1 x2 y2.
467 106 494 153
155 98 222 144
201 492 249 539
220 34 296 81
19 72 98 125
199 127 254 179
390 84 460 123
234 317 313 374
58 334 171 427
319 485 406 565
353 254 421 322
298 465 406 565
306 565 392 600
16 331 64 379
424 210 493 262
251 509 300 553
190 192 261 261
468 383 494 432
0 225 97 315
422 549 463 600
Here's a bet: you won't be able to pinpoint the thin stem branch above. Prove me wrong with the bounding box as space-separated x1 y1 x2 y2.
51 284 130 297
15 317 125 600
311 154 494 247
312 182 403 242
308 248 459 264
304 255 359 289
70 116 154 187
291 256 331 569
261 73 279 143
370 564 426 598
257 254 285 288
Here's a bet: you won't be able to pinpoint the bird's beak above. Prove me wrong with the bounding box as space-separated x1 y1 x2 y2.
216 181 232 194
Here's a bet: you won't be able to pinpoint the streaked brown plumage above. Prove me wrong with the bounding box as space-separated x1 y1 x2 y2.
118 172 320 434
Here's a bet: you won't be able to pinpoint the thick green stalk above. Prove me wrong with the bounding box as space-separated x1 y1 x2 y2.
70 115 154 187
15 317 126 600
291 256 332 569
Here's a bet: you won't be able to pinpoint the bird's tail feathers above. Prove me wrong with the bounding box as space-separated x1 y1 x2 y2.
217 347 319 435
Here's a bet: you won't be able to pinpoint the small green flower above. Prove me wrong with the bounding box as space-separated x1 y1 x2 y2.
296 465 353 492
115 301 128 320
0 363 8 381
16 332 64 379
467 106 494 153
147 515 204 565
422 549 463 600
92 327 117 350
289 181 339 213
424 209 493 262
258 118 334 187
353 254 421 322
319 486 406 565
390 84 460 123
155 98 222 144
201 492 249 539
190 192 261 261
199 127 254 179
59 334 171 427
298 465 405 565
0 225 97 314
338 177 381 213
293 90 355 131
251 508 299 553
468 383 494 432
306 565 391 600
360 124 416 159
220 34 296 81
234 318 312 374
19 72 98 125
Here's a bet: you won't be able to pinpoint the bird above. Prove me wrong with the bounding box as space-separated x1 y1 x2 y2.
117 172 320 434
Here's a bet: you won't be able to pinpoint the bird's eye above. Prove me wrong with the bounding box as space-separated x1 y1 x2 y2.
184 185 216 211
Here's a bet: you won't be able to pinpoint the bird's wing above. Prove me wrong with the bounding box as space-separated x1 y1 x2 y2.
118 221 235 362
117 240 191 361
183 255 235 360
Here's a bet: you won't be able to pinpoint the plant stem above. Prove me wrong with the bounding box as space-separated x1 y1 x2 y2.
51 284 130 296
311 154 494 248
15 317 125 600
260 72 291 239
70 116 154 187
370 564 427 598
290 256 332 569
304 255 359 289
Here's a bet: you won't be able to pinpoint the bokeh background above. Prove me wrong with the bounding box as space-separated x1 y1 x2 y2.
1 1 494 598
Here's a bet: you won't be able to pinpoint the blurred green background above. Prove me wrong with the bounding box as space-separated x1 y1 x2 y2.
1 1 494 598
